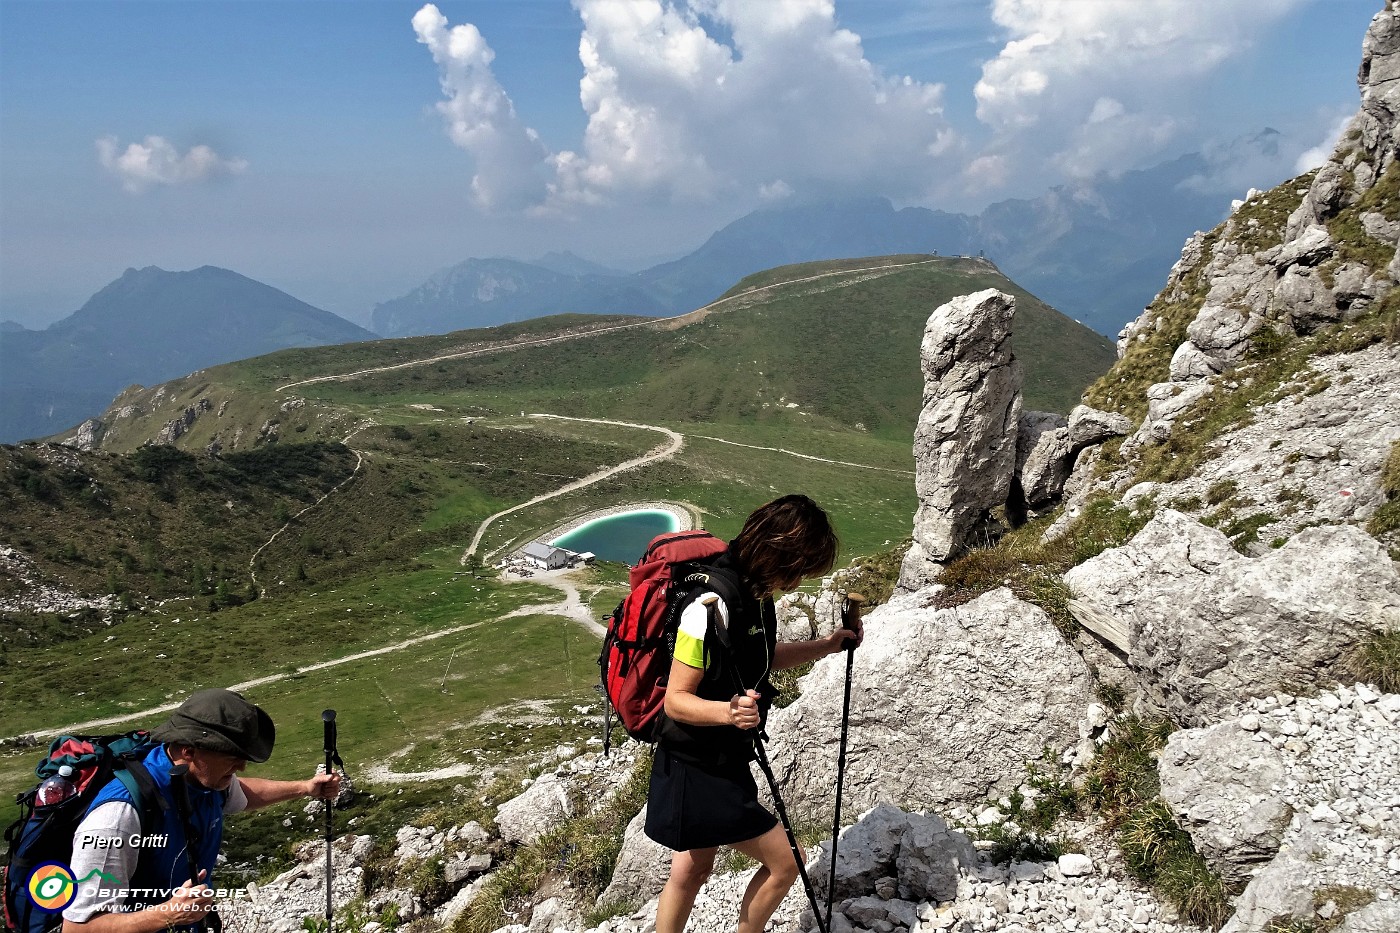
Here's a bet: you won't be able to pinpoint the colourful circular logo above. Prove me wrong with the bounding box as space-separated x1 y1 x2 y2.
28 862 77 913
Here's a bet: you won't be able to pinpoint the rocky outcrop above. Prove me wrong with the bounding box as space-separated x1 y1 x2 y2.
153 398 212 446
762 587 1091 818
898 289 1022 591
1158 723 1292 886
775 578 844 642
1015 411 1070 512
1198 687 1400 932
67 418 103 450
1064 510 1400 724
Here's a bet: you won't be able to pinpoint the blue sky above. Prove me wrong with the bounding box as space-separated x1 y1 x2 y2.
0 0 1381 329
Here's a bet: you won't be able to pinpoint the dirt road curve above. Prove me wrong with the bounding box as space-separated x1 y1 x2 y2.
461 414 684 563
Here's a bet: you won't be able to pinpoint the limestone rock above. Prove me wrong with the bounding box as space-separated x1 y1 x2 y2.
764 587 1091 816
1124 379 1214 450
67 418 103 451
1273 224 1334 269
899 289 1022 589
1064 510 1400 724
802 803 977 931
1219 821 1327 933
1338 902 1400 933
1186 302 1265 359
496 771 575 845
1066 405 1132 449
598 806 673 910
1015 411 1070 509
1158 722 1292 885
1169 341 1226 381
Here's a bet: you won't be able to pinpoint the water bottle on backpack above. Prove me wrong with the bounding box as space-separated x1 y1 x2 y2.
34 764 77 807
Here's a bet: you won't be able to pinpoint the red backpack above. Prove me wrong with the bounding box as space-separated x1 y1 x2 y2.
598 530 728 752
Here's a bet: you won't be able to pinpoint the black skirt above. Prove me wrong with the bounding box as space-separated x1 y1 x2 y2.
644 745 778 851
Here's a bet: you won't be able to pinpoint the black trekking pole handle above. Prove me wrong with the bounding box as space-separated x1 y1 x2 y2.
826 592 864 928
322 709 337 933
699 595 831 933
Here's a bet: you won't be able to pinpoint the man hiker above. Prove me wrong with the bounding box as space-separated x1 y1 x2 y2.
61 688 340 932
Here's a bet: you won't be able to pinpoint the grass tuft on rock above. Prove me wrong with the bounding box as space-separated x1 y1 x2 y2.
1081 717 1238 930
939 498 1154 637
448 758 653 933
1343 629 1400 694
1367 440 1400 543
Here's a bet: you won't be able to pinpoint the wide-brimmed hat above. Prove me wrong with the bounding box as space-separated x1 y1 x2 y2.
152 688 275 762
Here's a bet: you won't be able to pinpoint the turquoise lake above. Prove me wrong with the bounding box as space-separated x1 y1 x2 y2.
550 509 679 564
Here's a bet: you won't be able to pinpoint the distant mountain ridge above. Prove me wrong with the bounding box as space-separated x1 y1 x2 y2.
370 257 668 335
0 265 374 444
372 149 1254 341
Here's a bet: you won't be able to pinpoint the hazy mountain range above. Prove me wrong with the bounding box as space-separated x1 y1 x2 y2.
0 140 1260 444
371 144 1254 339
0 266 374 444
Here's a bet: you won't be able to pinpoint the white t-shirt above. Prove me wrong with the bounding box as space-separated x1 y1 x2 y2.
62 777 248 923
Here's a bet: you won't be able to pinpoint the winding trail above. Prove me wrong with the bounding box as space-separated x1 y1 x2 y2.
461 414 684 563
688 433 915 475
248 421 374 595
29 569 603 739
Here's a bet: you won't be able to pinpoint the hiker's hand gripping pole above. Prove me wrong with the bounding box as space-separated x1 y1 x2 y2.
826 592 864 928
698 594 831 933
322 709 337 933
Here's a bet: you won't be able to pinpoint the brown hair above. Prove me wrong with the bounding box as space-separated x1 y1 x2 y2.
729 494 839 598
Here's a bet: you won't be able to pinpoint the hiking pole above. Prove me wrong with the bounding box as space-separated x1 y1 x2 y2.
322 709 337 933
826 592 864 930
699 595 830 933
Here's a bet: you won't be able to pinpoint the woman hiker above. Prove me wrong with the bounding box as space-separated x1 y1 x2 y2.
645 494 863 933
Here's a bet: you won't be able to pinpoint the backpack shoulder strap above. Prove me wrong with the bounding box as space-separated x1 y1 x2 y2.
114 755 167 833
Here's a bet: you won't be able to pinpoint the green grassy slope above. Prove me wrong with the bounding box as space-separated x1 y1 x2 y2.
300 256 1111 440
81 255 1112 454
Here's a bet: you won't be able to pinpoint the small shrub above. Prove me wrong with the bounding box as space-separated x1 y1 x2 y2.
1205 479 1238 506
1343 630 1400 693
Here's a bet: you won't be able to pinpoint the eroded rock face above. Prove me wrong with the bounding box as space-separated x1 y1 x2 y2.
597 807 672 910
1158 723 1292 886
898 289 1022 590
1015 411 1071 511
1064 510 1400 724
763 587 1091 818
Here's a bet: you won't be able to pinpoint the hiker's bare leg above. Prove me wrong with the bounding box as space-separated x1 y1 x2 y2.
731 824 802 933
656 847 717 933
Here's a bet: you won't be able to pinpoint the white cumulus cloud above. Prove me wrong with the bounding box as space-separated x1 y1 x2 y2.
970 0 1309 188
1295 112 1357 174
414 0 958 214
96 136 247 194
412 4 550 211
